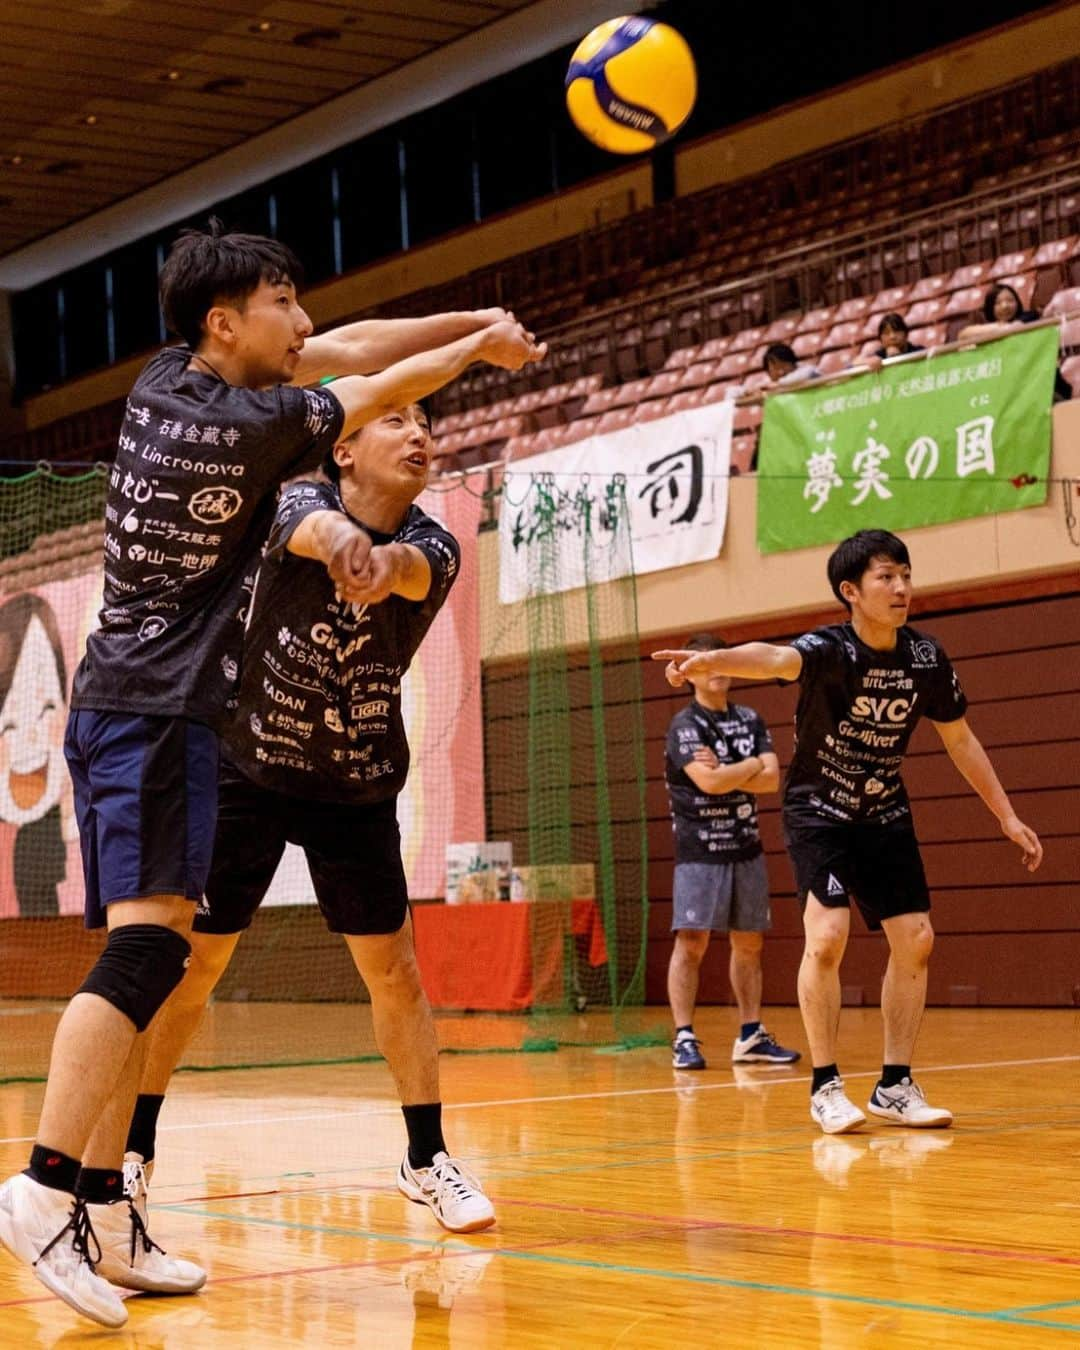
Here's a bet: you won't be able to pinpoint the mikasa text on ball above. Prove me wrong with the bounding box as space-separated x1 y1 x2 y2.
565 15 697 155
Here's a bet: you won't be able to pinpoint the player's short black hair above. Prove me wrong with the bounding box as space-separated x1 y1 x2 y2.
684 632 727 652
877 312 909 338
322 399 433 483
827 529 911 609
160 217 304 347
763 343 796 370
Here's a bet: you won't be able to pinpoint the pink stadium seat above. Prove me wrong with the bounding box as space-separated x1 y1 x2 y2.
663 344 702 371
1044 286 1080 317
434 431 467 455
1058 315 1080 349
792 332 821 358
594 408 636 435
666 387 709 414
581 387 620 417
1060 354 1080 394
944 285 986 318
818 347 856 374
633 397 673 423
990 249 1035 279
948 262 994 292
700 382 733 406
908 323 948 348
567 374 603 399
870 285 911 312
679 360 721 389
733 404 763 432
645 370 685 400
741 370 772 394
436 411 467 435
905 296 949 326
796 306 836 334
908 274 949 303
610 376 653 409
834 296 872 323
763 315 801 343
1032 237 1079 269
822 321 863 351
715 351 756 381
729 325 767 353
858 338 881 359
509 390 545 416
698 336 735 361
730 439 757 476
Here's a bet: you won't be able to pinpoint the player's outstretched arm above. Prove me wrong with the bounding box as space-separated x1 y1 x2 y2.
289 308 512 385
933 716 1044 872
652 642 803 689
330 320 546 440
344 543 432 605
287 510 374 601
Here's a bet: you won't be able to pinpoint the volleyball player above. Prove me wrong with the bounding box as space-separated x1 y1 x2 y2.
0 221 543 1327
655 529 1042 1135
123 400 496 1242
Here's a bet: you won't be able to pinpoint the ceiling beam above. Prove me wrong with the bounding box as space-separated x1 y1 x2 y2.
0 0 652 290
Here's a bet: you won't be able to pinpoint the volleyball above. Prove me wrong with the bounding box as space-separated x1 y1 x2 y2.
565 16 697 155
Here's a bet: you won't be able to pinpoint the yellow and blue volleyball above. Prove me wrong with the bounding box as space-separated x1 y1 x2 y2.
565 16 697 155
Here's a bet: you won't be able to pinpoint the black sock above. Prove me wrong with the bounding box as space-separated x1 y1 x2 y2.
402 1103 446 1170
879 1064 911 1089
25 1144 79 1194
75 1166 125 1205
675 1024 694 1037
126 1093 165 1164
740 1021 761 1041
812 1063 840 1094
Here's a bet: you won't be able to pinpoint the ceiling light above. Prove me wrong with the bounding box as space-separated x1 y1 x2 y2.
162 69 181 81
250 20 274 33
83 114 98 126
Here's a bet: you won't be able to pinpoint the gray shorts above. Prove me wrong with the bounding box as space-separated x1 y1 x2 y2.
671 855 771 933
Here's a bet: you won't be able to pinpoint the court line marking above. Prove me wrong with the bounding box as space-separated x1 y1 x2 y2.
2 1051 1079 1146
33 1201 1080 1334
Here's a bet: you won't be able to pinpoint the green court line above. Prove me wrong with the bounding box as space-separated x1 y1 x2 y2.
1001 1300 1080 1314
158 1201 1080 1333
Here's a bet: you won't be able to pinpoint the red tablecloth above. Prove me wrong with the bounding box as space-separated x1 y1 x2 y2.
412 899 607 1011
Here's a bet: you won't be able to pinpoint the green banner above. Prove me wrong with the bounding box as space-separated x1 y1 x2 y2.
756 326 1058 554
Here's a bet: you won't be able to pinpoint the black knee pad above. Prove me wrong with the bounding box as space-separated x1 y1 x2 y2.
78 925 191 1032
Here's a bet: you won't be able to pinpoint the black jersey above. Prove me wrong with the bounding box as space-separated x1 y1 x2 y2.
783 623 967 827
224 481 458 803
665 700 773 862
71 347 344 726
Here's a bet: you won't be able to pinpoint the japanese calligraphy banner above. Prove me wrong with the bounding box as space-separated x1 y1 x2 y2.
498 402 732 603
756 327 1058 554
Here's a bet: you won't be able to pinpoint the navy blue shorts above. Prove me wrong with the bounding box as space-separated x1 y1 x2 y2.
196 756 408 937
64 710 220 929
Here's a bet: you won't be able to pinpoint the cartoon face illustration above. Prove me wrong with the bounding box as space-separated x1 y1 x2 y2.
0 595 68 826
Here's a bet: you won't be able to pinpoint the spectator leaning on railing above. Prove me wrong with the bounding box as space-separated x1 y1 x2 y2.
958 284 1072 402
763 342 820 386
854 313 926 375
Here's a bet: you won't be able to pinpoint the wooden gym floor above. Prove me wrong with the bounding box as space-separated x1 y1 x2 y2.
1 1005 1079 1347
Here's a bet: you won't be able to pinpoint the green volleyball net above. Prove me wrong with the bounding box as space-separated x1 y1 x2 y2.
0 463 658 1083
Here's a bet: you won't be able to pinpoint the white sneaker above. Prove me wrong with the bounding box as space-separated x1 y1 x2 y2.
810 1077 867 1134
122 1152 153 1228
397 1153 496 1233
91 1196 206 1293
0 1173 127 1328
867 1078 953 1128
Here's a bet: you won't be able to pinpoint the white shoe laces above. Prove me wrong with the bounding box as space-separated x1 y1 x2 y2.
426 1156 485 1206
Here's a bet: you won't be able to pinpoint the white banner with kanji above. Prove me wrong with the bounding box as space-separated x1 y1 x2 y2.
498 402 733 603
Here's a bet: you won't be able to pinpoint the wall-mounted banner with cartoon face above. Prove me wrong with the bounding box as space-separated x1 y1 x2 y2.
0 572 102 917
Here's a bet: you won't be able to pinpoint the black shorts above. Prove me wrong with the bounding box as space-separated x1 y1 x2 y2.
782 816 930 932
197 757 408 937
